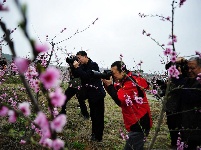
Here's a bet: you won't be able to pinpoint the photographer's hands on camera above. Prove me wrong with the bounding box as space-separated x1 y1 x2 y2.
73 60 79 69
102 77 113 87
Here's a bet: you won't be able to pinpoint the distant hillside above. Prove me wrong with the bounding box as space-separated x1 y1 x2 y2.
2 53 12 62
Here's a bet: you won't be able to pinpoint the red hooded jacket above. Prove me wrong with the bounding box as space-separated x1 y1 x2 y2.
113 72 152 132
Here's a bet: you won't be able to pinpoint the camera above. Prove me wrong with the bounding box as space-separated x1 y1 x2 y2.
66 56 78 66
165 59 189 78
91 70 112 80
176 59 189 78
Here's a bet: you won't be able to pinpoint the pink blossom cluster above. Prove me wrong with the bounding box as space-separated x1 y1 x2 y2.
36 54 49 67
33 112 66 149
177 132 188 150
167 65 180 79
164 48 177 63
10 62 18 74
0 101 31 123
25 65 39 92
119 128 129 140
151 89 158 95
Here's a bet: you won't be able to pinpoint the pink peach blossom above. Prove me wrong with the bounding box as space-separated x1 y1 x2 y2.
18 102 31 116
40 67 60 89
14 57 29 74
0 106 9 116
52 138 65 150
50 114 67 132
49 87 66 107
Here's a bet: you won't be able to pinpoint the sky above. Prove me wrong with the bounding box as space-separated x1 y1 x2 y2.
1 0 201 73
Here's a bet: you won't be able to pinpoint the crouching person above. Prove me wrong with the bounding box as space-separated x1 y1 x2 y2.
102 61 152 150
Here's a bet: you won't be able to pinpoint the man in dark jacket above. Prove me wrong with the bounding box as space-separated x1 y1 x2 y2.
73 51 106 142
166 56 201 149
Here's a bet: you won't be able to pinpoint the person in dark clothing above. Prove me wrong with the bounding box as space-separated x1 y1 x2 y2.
102 61 152 150
165 56 201 149
72 51 106 142
60 75 89 119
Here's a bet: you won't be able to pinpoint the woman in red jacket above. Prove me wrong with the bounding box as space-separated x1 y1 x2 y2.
103 61 152 150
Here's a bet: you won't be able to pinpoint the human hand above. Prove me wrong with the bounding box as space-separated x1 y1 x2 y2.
102 76 113 86
73 60 79 68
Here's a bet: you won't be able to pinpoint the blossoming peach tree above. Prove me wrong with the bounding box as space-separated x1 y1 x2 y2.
0 1 98 149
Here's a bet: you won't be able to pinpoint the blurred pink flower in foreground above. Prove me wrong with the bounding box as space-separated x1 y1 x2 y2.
40 67 60 89
0 106 9 116
50 114 67 132
34 111 49 128
35 43 49 53
52 138 65 150
18 102 31 116
49 88 66 107
8 110 17 123
14 57 29 74
20 140 26 144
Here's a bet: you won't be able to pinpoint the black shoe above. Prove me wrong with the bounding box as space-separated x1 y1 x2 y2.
90 134 102 142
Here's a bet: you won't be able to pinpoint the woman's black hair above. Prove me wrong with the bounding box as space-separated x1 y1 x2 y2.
111 61 128 73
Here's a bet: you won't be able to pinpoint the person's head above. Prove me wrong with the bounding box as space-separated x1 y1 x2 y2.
111 61 128 81
76 51 89 64
188 57 201 78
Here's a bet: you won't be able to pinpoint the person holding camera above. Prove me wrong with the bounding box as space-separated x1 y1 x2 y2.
72 51 106 142
102 61 152 150
165 56 201 149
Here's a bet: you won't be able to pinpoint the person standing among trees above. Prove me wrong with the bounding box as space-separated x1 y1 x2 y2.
166 56 201 149
102 61 152 150
72 51 106 142
60 66 89 119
